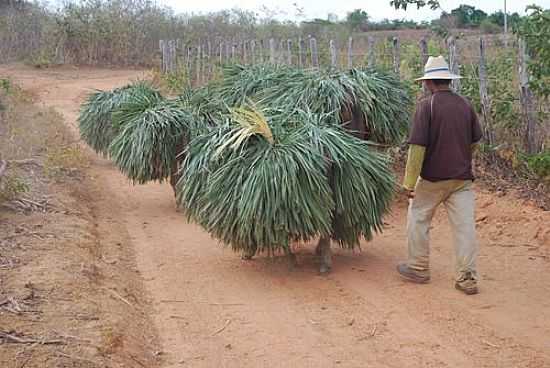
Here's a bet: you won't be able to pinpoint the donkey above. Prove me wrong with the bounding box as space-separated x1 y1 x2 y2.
315 103 370 273
243 103 370 274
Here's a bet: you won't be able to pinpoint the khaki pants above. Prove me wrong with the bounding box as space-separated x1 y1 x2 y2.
407 178 478 280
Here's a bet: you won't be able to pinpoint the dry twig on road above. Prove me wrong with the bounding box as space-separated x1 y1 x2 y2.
211 319 232 336
0 331 65 345
0 160 7 179
102 287 133 308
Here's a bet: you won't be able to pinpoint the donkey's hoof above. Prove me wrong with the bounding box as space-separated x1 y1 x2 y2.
319 264 332 275
287 253 298 269
241 251 255 260
315 244 322 256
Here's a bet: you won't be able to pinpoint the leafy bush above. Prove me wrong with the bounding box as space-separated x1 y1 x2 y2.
515 6 550 99
152 66 190 94
525 151 550 180
0 78 11 93
480 19 501 34
0 174 29 202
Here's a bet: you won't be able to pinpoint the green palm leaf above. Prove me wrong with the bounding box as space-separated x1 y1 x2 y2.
109 95 198 184
78 81 160 156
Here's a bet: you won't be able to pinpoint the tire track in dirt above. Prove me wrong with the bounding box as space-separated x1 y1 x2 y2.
2 64 549 367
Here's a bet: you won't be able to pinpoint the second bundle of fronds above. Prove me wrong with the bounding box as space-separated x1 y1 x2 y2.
78 82 160 156
109 92 199 184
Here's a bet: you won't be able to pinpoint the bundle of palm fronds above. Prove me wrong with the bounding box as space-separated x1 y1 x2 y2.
177 106 395 255
109 90 201 184
214 64 411 144
78 82 160 156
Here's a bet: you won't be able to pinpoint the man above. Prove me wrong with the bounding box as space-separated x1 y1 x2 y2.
397 55 483 295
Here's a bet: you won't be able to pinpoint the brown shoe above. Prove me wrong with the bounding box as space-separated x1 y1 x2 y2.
397 262 430 284
455 272 478 295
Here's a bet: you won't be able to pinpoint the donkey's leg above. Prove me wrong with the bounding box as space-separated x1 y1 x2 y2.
241 247 257 260
284 246 298 269
317 236 332 274
315 239 323 256
170 172 178 198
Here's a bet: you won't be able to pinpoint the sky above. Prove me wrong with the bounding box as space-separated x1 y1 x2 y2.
160 0 550 22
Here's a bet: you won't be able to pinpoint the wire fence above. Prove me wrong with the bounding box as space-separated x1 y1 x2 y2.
159 35 546 154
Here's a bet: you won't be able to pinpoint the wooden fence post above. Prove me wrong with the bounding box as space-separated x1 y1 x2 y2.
329 40 337 68
162 40 170 73
207 40 212 80
478 38 495 146
269 38 276 64
242 40 247 64
298 37 303 67
278 39 284 64
172 40 178 72
186 45 192 76
163 40 171 73
286 39 292 65
368 36 375 68
250 40 256 65
170 40 177 73
162 40 169 73
196 44 202 85
310 37 319 68
419 37 430 95
419 37 429 66
447 36 460 92
159 40 165 72
392 36 400 76
231 42 236 62
162 40 167 72
347 37 353 69
518 38 537 154
175 39 181 69
259 39 264 63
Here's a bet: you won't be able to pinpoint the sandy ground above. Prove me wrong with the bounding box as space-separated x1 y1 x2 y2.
1 63 549 368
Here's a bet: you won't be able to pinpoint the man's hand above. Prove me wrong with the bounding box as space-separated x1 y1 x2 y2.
402 185 416 199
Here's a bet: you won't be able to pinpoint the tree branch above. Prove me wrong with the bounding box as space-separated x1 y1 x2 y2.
0 160 7 179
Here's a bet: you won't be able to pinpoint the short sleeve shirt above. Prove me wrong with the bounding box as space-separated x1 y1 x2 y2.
409 90 483 182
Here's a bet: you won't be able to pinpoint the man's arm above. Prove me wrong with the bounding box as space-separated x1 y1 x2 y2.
404 98 430 194
403 144 426 191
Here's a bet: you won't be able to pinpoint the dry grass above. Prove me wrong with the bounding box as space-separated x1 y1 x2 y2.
0 80 162 368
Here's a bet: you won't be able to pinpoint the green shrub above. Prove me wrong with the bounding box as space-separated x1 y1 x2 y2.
0 78 11 93
526 151 550 180
480 19 501 34
0 174 30 202
25 50 54 68
460 50 521 143
154 66 190 94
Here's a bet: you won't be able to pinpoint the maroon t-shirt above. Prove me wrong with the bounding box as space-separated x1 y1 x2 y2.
409 90 483 182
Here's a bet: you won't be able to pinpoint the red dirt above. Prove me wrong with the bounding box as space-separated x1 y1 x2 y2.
1 63 549 367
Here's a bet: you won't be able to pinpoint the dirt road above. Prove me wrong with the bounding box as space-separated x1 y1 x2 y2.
2 64 549 368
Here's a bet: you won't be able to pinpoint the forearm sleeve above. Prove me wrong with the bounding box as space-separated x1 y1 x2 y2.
403 144 426 191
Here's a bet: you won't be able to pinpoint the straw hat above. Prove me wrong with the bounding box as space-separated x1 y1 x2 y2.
415 55 461 81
